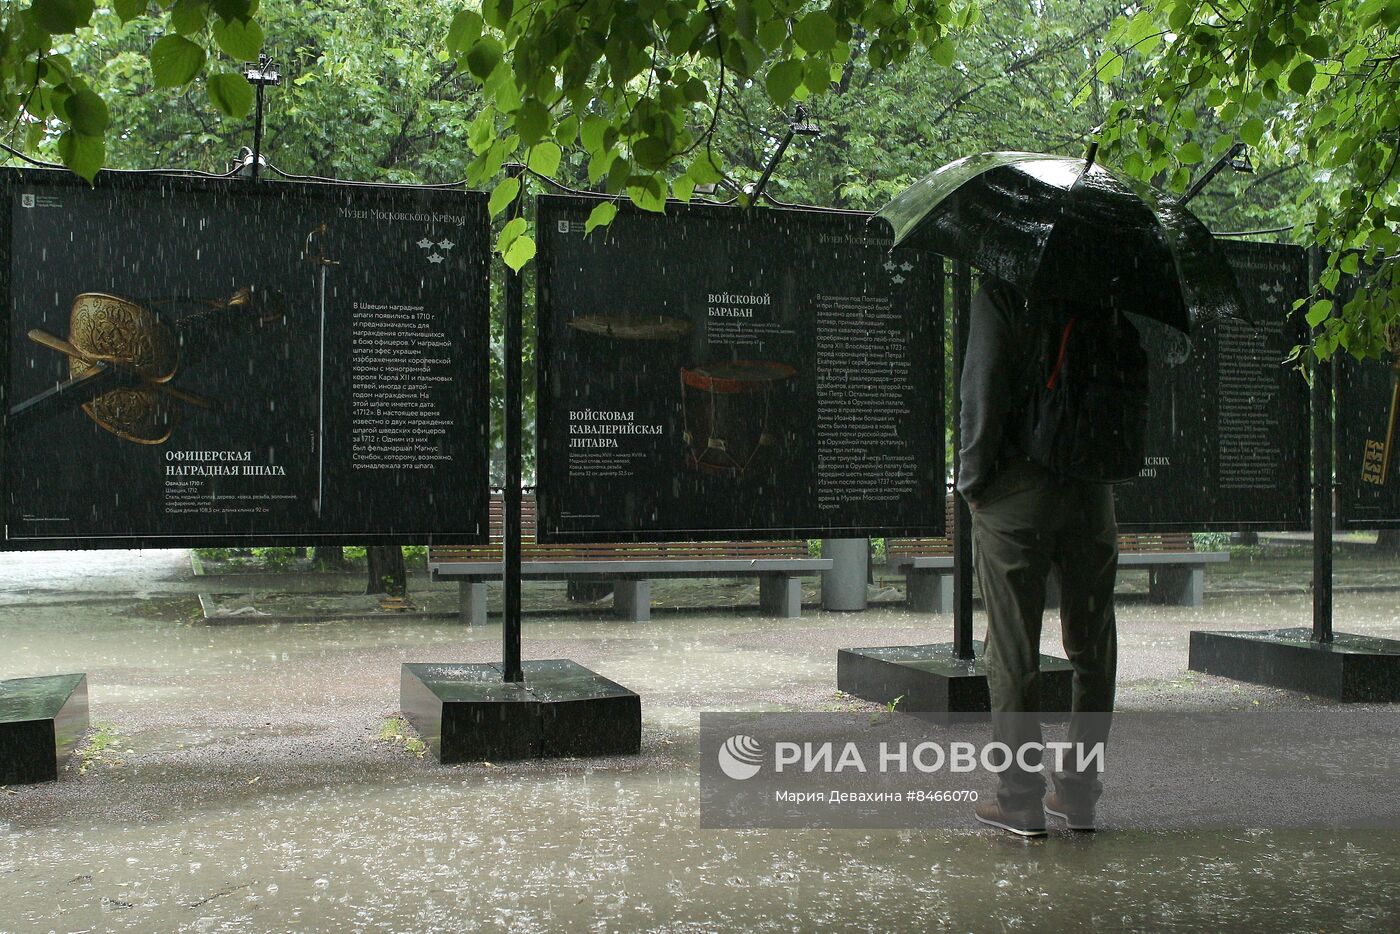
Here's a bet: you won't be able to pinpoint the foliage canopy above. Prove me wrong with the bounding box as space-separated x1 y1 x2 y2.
3 0 1398 353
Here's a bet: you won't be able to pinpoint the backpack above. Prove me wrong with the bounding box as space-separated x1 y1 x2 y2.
1016 301 1151 484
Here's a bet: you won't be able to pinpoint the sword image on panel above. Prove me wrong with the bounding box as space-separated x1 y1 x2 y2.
14 288 285 443
1361 323 1400 487
305 223 339 518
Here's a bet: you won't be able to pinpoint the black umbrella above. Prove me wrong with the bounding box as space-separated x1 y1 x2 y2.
874 150 1246 332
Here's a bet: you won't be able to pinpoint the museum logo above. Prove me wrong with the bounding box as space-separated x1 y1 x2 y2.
717 734 764 780
21 193 34 208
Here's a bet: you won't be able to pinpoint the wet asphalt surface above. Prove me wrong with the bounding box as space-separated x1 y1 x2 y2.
1 549 1399 932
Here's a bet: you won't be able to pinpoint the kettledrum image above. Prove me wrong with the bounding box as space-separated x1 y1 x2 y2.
680 360 796 479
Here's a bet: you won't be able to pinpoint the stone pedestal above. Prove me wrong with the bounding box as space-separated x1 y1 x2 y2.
837 643 1073 713
401 660 640 762
1189 628 1400 702
0 673 89 785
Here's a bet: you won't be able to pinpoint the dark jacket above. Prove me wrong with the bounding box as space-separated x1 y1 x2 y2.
956 279 1036 500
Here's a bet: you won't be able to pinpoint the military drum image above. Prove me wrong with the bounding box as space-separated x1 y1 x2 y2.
535 194 945 542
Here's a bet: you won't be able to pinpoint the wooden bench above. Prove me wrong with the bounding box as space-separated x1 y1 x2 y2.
887 501 1229 612
429 495 832 623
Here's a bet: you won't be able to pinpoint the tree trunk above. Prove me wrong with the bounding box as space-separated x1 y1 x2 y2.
1378 529 1400 555
366 546 407 596
313 546 348 571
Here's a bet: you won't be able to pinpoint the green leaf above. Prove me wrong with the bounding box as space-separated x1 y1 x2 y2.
514 99 549 146
756 18 787 50
1240 116 1266 147
1168 1 1193 32
496 216 527 253
488 176 520 218
1287 61 1316 95
114 0 145 22
446 10 483 56
1177 141 1204 164
765 59 803 105
481 0 513 30
1125 9 1156 44
632 136 671 170
682 77 708 103
527 141 562 176
1340 254 1359 275
63 87 108 135
584 201 617 234
503 234 535 271
466 37 503 81
554 114 578 146
793 12 837 53
580 114 607 154
688 152 722 185
57 129 103 182
211 0 255 21
212 16 263 61
626 174 667 212
206 71 253 117
605 156 631 194
30 0 93 35
169 0 209 36
150 35 207 88
1305 299 1333 327
671 175 696 203
1096 50 1124 83
931 39 956 68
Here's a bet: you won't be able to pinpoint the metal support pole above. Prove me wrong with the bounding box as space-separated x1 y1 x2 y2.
243 55 280 182
1182 141 1248 206
1310 246 1334 643
502 166 526 682
251 82 265 181
747 106 820 208
951 261 975 660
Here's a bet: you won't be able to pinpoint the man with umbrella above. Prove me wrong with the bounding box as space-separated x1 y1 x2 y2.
876 149 1243 836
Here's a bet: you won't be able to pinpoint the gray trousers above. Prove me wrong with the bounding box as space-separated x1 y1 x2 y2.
970 458 1118 809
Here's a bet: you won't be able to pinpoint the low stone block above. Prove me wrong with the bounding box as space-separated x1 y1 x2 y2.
401 660 641 763
0 673 89 785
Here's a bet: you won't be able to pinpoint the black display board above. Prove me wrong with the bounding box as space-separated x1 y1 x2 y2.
1 169 490 548
535 194 945 542
1113 240 1311 530
1336 271 1400 529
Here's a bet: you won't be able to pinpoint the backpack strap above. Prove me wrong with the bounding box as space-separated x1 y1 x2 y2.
1046 316 1078 390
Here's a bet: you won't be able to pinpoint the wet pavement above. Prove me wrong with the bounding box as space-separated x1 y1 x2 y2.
2 549 1399 932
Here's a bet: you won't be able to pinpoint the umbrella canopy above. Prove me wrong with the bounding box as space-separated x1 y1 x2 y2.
874 150 1245 331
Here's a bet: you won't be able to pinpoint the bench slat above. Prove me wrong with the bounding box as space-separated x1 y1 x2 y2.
431 493 813 566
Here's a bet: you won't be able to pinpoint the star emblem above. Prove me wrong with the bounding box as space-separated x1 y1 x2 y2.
900 261 913 272
427 253 444 264
892 274 906 284
883 260 897 272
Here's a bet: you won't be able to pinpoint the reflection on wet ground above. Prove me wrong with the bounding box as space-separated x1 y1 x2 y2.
2 549 1399 931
